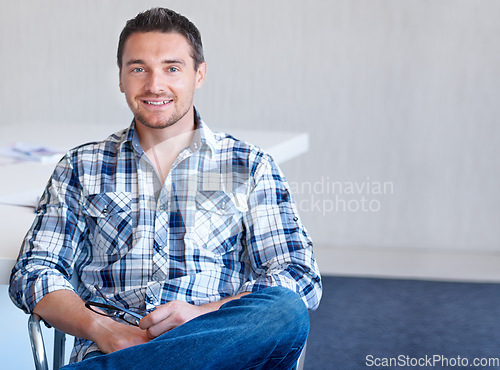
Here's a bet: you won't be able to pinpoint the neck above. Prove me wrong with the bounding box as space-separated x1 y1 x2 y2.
135 109 196 152
135 110 197 184
145 130 194 183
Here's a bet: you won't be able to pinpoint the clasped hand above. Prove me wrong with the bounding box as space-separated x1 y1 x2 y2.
139 300 212 339
97 300 212 354
97 293 252 355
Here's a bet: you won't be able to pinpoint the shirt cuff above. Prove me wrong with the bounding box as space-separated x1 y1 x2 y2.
16 271 76 313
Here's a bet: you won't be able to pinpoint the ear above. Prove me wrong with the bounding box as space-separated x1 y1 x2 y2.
119 69 124 93
195 62 207 90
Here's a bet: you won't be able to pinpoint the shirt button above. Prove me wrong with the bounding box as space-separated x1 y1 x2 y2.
221 201 226 210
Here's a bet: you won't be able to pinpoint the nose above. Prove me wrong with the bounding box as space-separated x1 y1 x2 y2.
145 69 166 94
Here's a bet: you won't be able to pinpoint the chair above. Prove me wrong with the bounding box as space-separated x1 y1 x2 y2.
28 314 67 370
295 341 307 370
28 313 307 369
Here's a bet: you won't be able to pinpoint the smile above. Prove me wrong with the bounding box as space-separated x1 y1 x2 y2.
143 100 172 105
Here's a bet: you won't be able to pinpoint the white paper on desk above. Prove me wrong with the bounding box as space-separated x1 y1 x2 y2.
0 190 40 208
1 142 64 163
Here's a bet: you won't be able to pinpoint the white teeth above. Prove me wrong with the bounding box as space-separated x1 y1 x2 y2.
145 100 170 105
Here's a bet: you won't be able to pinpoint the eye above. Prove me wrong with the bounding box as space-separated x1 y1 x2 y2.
132 67 145 73
167 66 180 73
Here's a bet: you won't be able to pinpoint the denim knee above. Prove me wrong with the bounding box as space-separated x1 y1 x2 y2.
247 286 310 335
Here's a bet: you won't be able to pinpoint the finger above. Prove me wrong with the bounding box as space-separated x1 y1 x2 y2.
138 305 171 330
139 301 189 338
145 316 179 339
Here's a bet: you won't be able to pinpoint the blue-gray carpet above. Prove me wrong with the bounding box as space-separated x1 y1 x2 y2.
305 276 500 369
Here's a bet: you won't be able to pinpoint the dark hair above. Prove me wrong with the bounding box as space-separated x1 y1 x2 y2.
117 8 204 70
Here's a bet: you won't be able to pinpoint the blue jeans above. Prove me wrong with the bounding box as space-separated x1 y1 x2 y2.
62 287 309 369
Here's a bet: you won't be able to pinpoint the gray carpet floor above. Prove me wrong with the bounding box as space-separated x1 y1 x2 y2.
305 276 500 369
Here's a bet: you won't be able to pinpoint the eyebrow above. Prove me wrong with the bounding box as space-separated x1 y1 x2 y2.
125 59 186 66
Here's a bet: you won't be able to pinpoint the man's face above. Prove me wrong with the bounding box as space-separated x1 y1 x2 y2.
119 31 206 131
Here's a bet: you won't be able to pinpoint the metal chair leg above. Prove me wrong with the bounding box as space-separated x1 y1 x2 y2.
297 340 307 370
28 314 49 370
53 329 66 369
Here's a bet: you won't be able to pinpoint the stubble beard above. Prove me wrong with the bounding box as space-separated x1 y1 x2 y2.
133 97 194 130
135 111 182 130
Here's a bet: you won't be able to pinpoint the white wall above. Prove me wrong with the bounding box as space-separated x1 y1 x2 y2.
1 1 500 366
3 0 498 253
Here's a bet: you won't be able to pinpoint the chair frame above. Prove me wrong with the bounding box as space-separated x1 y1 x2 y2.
296 341 307 370
28 314 66 370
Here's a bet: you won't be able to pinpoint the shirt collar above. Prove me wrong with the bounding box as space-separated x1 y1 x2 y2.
119 121 143 156
194 108 217 157
130 124 144 156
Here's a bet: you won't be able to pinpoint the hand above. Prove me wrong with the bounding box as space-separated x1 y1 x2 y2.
33 290 151 354
138 300 212 339
92 317 151 354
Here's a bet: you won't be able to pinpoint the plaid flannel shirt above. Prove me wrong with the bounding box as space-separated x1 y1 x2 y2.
9 113 322 362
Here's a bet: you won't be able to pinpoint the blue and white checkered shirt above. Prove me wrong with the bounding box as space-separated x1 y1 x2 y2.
10 113 322 361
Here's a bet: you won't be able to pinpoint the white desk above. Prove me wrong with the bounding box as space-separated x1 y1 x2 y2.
0 125 309 284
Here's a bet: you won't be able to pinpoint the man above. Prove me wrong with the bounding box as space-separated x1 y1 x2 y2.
10 7 322 369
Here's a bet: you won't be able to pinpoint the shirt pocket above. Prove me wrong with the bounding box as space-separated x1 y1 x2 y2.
82 192 133 260
193 191 248 255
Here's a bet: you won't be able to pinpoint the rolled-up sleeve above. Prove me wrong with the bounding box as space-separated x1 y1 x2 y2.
9 155 84 313
238 155 322 310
